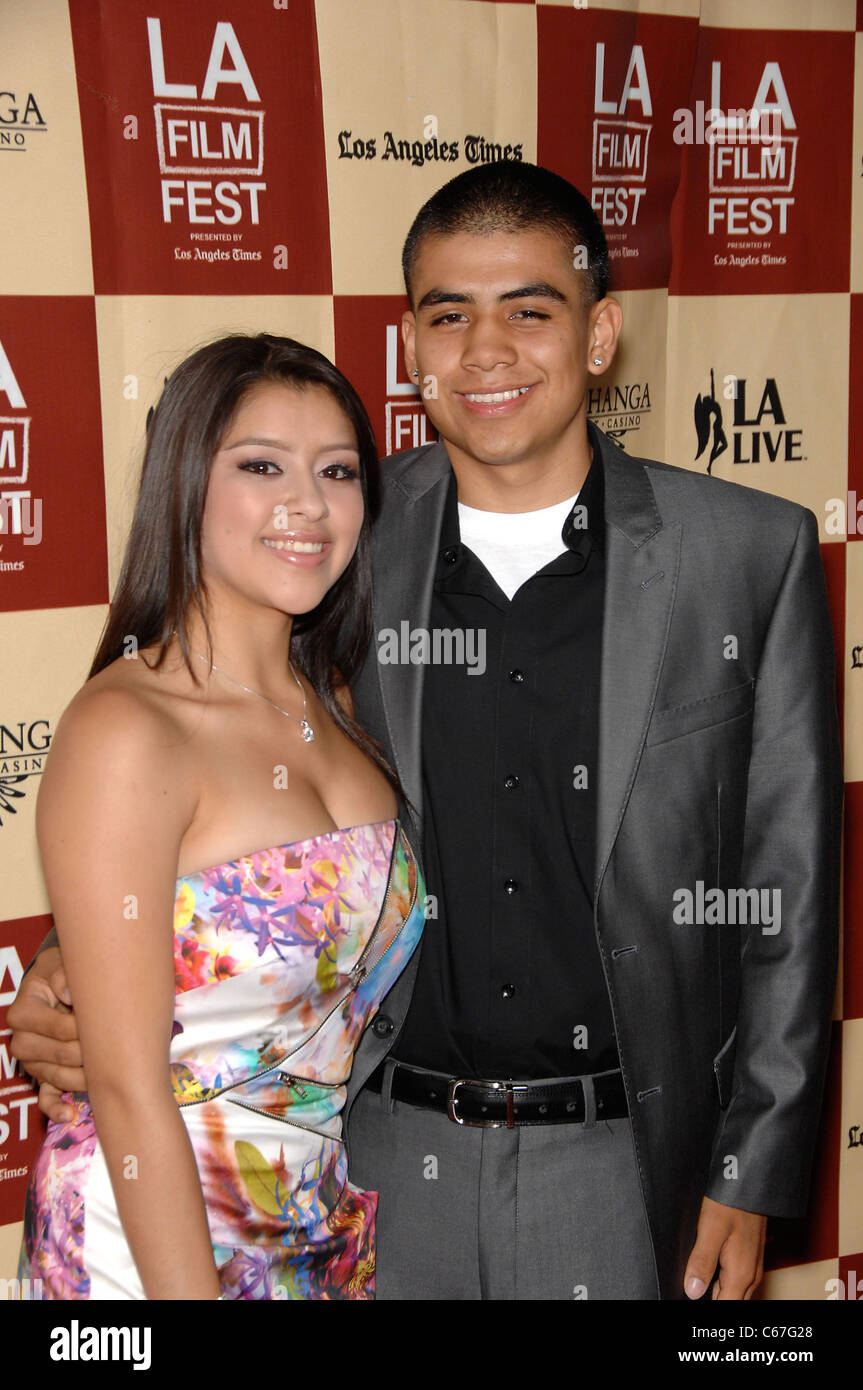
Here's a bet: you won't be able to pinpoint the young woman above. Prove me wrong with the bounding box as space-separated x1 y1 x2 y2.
18 334 425 1300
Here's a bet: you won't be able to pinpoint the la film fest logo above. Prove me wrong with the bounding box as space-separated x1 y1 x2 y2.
693 368 804 473
0 717 51 825
0 337 41 565
591 42 652 252
147 18 267 250
384 326 438 456
677 61 796 251
0 86 46 152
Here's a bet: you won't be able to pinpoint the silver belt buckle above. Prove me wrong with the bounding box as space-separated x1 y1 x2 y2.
446 1078 526 1128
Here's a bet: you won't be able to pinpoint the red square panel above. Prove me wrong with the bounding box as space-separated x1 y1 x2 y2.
538 6 699 290
68 0 331 293
334 296 439 461
0 298 107 613
670 29 853 295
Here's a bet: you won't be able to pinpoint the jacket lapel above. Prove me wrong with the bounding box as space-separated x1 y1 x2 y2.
372 443 451 835
594 429 681 895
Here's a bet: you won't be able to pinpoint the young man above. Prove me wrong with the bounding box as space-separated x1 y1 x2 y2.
11 163 841 1301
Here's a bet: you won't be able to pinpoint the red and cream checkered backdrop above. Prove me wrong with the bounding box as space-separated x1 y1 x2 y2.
0 0 860 1298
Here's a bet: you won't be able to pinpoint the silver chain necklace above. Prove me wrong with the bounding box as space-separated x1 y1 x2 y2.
189 646 315 743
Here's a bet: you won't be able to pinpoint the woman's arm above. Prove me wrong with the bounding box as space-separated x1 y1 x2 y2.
37 685 221 1300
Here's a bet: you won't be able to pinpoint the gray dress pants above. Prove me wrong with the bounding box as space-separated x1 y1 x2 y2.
347 1062 660 1301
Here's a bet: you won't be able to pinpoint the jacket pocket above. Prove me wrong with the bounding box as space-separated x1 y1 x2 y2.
713 1025 738 1110
646 680 755 747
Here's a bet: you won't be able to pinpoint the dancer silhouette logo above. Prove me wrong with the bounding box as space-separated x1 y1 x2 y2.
694 369 803 472
693 369 727 474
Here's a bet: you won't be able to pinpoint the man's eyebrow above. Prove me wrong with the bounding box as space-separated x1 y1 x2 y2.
416 289 473 310
499 282 568 304
416 281 568 311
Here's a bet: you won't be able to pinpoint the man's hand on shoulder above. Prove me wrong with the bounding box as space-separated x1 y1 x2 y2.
684 1195 767 1300
7 946 84 1122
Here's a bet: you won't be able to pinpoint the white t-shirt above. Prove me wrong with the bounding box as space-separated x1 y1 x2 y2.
457 492 580 601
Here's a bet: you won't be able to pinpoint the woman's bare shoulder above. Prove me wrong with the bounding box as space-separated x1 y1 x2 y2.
42 648 207 800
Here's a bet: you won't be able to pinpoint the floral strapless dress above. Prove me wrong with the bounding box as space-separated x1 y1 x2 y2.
19 819 424 1300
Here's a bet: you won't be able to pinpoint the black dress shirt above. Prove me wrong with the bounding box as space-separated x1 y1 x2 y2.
396 441 621 1078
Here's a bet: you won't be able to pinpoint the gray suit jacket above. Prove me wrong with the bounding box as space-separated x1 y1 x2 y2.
345 422 842 1299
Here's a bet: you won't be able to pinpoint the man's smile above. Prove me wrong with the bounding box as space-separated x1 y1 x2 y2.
460 386 533 403
456 383 538 415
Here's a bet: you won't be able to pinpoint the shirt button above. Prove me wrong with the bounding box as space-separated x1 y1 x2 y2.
500 983 516 999
443 547 458 564
504 879 518 895
508 669 525 683
504 774 519 790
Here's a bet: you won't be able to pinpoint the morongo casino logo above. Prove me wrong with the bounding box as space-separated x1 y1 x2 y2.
0 718 51 826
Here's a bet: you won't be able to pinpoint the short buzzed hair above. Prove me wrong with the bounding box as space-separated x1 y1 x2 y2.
402 160 609 307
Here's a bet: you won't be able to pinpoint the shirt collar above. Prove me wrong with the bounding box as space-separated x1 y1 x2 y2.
437 430 606 566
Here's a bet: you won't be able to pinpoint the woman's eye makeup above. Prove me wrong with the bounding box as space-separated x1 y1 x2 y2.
237 458 359 480
320 462 360 480
239 458 281 475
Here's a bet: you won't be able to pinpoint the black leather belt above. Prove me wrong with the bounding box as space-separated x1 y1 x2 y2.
365 1060 628 1128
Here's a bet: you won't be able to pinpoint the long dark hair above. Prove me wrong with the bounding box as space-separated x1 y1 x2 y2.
89 332 399 791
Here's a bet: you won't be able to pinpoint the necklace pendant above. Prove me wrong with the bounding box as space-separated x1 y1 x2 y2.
300 721 315 743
